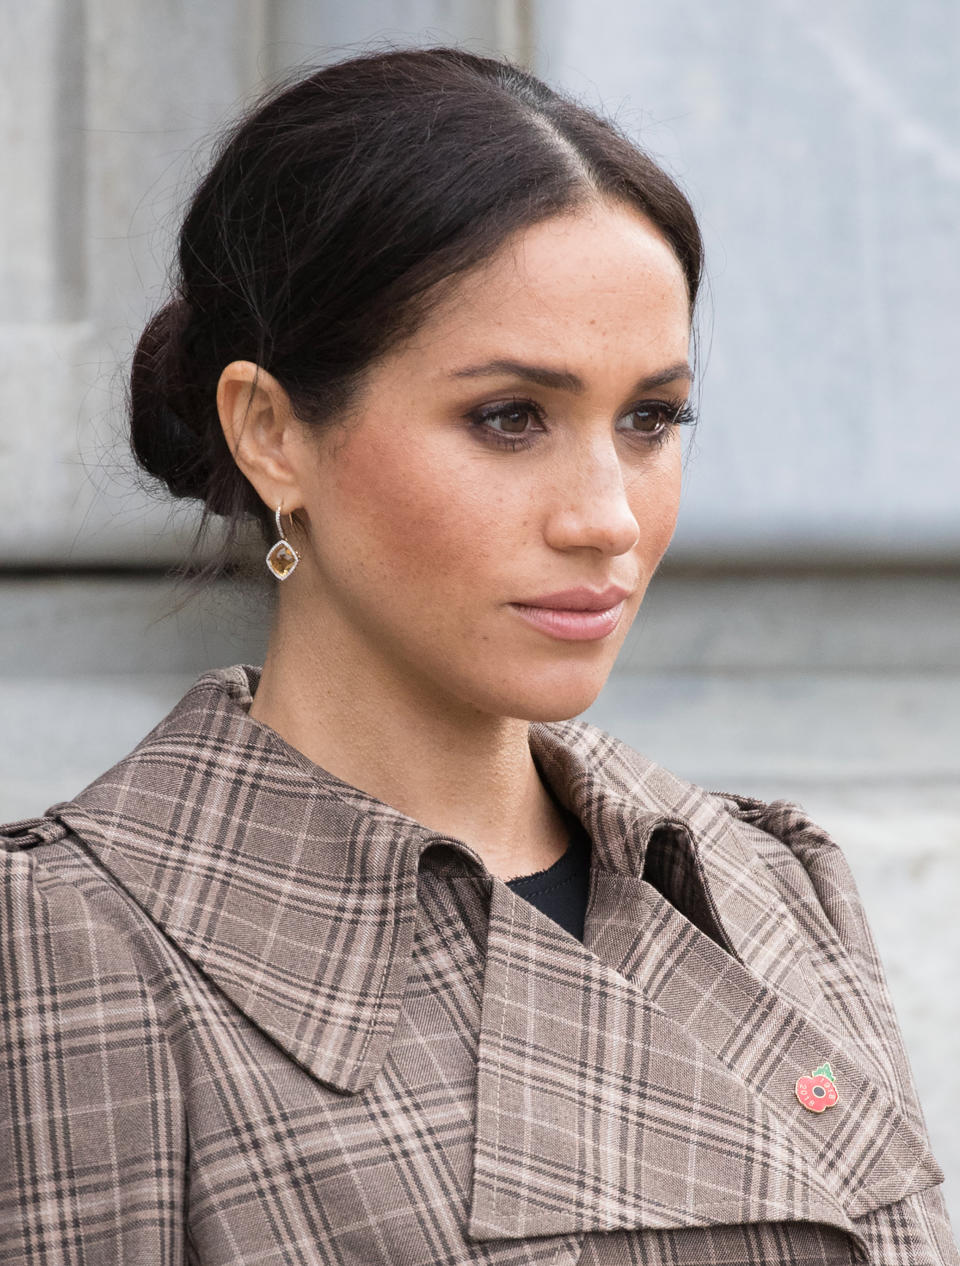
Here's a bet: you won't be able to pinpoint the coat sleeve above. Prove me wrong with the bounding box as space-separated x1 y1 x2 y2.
0 830 187 1265
737 796 960 1266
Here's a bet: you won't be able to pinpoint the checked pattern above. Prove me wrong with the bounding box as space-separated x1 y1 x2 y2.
2 664 957 1264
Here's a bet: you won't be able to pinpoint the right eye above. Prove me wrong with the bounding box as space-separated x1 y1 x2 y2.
466 400 546 449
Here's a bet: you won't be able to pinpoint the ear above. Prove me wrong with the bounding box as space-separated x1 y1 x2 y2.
216 361 305 513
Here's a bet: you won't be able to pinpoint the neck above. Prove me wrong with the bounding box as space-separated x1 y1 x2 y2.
248 604 574 881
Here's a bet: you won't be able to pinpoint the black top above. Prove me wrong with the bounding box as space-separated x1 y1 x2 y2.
506 820 592 941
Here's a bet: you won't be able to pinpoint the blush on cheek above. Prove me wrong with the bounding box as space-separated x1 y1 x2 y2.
653 496 681 555
331 439 475 587
635 463 682 570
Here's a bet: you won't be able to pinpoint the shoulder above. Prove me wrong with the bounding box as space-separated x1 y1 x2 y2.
2 811 160 958
1 815 187 1259
686 777 889 987
1 811 187 1080
564 715 889 968
1 811 180 1044
2 814 107 966
705 789 881 968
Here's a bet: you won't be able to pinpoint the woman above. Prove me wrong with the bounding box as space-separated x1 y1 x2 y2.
2 46 956 1266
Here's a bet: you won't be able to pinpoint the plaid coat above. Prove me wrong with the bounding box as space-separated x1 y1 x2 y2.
2 664 957 1266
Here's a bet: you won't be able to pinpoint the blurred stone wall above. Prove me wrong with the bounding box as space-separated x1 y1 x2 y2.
1 0 532 566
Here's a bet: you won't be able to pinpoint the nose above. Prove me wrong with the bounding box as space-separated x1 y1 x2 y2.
542 438 641 557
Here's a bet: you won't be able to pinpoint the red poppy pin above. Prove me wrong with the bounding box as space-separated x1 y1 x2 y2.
796 1062 839 1113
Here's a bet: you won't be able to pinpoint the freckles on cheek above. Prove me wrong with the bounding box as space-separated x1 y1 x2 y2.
331 440 483 585
630 461 682 561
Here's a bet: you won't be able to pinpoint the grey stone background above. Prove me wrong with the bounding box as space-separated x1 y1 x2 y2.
2 0 957 1228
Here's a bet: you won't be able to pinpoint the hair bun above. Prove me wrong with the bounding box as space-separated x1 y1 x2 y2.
129 297 211 500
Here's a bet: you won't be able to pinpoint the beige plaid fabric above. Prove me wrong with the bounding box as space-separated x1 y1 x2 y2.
2 663 957 1265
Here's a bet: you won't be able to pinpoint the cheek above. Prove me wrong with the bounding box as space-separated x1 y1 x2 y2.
326 433 506 592
629 451 683 557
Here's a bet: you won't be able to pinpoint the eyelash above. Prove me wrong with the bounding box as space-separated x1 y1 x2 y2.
465 397 698 452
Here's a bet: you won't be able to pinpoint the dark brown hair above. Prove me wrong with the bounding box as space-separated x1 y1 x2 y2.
130 46 703 574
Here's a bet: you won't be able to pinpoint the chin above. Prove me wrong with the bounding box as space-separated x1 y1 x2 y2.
523 695 604 724
481 667 613 724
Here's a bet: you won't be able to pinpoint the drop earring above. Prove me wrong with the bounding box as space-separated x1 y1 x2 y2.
265 503 300 580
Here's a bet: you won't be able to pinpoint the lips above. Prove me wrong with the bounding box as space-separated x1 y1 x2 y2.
507 586 632 643
513 585 632 612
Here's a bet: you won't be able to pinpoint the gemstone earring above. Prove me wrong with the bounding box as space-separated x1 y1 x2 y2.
265 503 300 580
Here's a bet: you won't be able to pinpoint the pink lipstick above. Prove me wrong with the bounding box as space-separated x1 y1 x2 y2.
508 585 631 642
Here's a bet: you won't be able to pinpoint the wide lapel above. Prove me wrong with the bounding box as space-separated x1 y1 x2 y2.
50 666 480 1094
622 773 943 1215
719 792 942 1127
469 854 859 1246
467 720 942 1248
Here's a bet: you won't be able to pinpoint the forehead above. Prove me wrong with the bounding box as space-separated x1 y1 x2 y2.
404 202 691 372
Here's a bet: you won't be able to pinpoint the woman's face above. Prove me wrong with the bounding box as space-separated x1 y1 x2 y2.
288 200 692 722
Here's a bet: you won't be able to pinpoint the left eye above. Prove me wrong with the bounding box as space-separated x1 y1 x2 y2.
620 403 676 435
481 404 541 434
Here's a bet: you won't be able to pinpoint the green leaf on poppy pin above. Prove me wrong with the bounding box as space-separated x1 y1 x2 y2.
813 1062 836 1083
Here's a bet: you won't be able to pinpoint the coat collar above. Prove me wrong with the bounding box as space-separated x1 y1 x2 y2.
50 664 666 1092
49 664 942 1247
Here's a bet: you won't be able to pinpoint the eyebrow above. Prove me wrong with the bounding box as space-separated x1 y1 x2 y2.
449 358 693 394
